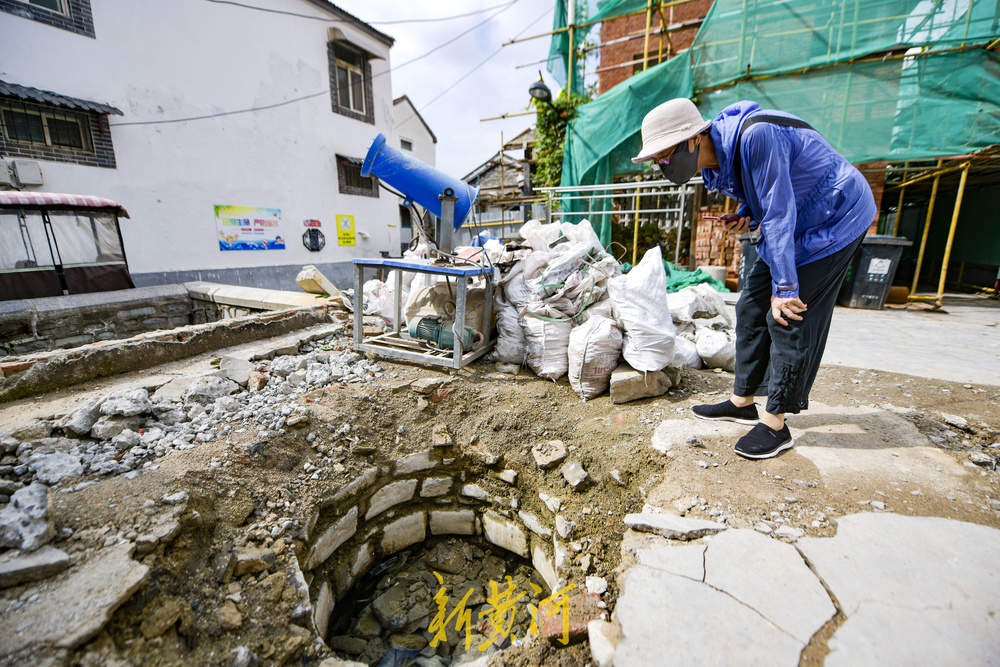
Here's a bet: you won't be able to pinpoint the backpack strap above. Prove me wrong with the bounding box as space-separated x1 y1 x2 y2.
732 114 816 192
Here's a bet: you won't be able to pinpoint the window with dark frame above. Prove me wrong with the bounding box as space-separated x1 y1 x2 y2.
2 0 95 37
328 40 374 124
336 155 379 197
0 96 116 168
400 138 413 151
1 105 91 150
22 0 67 14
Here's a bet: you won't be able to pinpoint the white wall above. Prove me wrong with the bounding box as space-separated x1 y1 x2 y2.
0 0 400 283
393 97 436 168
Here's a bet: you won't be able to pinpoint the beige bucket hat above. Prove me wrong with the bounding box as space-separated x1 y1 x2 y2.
631 98 711 163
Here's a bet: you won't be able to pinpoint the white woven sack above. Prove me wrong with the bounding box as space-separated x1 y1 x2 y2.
671 335 702 369
520 303 572 380
568 316 623 398
494 294 527 365
608 246 676 372
696 328 735 371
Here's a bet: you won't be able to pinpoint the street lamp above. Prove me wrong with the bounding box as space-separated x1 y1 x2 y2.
528 79 552 105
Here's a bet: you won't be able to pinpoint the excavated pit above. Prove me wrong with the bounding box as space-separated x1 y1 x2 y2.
297 444 569 666
324 537 548 665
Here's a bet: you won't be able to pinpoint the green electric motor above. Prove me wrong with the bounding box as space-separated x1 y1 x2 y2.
409 316 475 350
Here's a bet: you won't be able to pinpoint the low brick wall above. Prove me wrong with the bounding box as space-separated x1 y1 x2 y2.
0 285 202 356
0 305 342 402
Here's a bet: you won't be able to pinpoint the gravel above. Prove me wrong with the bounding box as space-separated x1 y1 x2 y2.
0 336 383 500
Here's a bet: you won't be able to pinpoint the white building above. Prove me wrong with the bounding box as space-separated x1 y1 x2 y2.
391 95 436 167
0 0 409 289
391 94 436 252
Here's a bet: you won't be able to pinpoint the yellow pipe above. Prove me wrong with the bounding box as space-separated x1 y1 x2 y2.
632 178 641 265
642 0 654 71
891 186 906 235
909 160 942 296
567 24 575 97
934 162 971 304
891 161 908 235
892 162 966 189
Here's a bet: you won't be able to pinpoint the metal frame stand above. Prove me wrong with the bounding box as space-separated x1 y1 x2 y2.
353 257 495 370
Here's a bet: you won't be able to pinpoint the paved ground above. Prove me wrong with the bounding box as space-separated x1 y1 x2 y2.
606 512 1000 666
719 293 1000 386
823 295 1000 386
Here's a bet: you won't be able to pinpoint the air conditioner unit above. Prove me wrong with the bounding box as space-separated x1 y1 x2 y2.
0 161 14 188
12 160 43 186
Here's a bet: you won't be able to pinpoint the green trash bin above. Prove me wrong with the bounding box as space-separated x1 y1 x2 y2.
837 235 912 309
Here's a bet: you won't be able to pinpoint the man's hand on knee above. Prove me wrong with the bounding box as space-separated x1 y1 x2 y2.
770 295 807 326
719 213 751 234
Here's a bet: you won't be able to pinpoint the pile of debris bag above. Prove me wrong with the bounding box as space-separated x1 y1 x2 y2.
358 220 737 401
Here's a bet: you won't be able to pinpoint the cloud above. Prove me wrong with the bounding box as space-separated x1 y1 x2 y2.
336 0 557 178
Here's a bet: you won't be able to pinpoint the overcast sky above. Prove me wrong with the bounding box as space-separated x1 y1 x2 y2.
333 0 561 178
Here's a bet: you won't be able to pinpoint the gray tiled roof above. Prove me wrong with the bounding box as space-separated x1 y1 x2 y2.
0 80 123 115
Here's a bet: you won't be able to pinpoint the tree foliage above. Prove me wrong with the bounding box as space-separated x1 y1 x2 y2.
531 90 590 188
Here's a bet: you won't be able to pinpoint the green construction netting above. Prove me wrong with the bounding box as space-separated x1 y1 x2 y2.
547 1 658 87
551 0 1000 246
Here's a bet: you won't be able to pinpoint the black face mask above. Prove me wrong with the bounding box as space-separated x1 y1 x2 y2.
657 139 700 184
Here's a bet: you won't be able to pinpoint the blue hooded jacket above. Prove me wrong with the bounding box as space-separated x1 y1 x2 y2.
701 101 876 299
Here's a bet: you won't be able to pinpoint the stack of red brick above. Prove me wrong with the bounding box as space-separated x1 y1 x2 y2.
693 206 740 278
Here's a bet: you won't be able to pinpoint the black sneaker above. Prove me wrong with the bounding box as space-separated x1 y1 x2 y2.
735 423 795 459
691 399 759 425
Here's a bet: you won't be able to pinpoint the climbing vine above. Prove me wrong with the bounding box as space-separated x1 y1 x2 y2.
531 90 590 188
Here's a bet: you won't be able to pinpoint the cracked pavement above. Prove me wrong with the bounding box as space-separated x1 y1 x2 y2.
607 512 1000 665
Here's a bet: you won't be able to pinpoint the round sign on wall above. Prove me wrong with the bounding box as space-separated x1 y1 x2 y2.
302 228 326 252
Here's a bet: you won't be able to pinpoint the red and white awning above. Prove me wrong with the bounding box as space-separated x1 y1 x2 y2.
0 191 129 218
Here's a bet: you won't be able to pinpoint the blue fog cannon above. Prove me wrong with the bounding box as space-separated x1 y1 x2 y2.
361 133 479 253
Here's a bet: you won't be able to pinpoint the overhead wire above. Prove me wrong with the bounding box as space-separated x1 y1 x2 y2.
367 2 518 25
112 0 525 128
394 2 552 127
204 0 517 25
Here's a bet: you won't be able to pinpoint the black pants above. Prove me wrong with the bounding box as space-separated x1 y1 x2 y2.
734 233 865 415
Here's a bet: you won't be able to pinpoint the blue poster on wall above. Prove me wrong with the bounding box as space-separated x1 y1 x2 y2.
215 205 285 251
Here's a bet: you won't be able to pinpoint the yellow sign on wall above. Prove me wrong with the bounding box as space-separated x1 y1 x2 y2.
336 215 356 246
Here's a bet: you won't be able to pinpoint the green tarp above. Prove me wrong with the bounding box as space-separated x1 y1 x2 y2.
552 0 1000 246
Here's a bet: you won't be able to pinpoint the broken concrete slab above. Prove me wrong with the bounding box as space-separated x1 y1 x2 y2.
624 512 726 541
0 545 70 588
183 375 239 403
532 440 568 469
560 460 589 489
410 376 452 395
633 542 705 580
151 377 196 404
609 364 672 404
613 563 803 666
704 529 834 644
0 482 53 551
588 619 618 667
0 542 149 655
99 388 151 417
798 513 1000 666
217 355 254 386
27 452 82 485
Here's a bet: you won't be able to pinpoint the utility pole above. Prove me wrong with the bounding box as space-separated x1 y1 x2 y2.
567 0 576 97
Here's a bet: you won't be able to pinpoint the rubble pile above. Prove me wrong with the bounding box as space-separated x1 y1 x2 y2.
0 335 384 502
358 220 737 404
490 221 736 401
